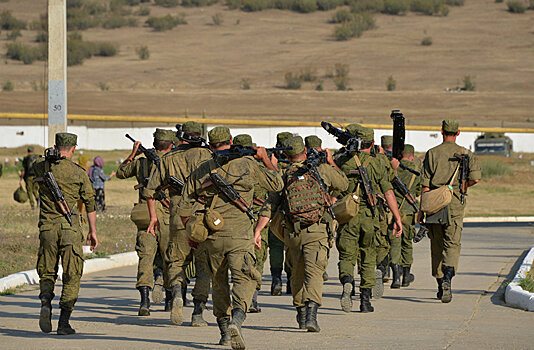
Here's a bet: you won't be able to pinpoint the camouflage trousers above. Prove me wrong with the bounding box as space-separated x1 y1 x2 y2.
389 213 415 267
427 215 464 278
375 216 390 266
254 227 269 290
25 176 39 208
37 220 84 312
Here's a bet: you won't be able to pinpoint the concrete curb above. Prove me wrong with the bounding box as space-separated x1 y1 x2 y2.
0 252 138 294
505 245 534 311
464 216 534 223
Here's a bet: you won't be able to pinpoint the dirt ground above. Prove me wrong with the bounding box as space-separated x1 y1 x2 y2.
0 0 534 128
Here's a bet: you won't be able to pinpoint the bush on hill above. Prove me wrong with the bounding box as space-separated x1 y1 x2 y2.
146 14 187 31
0 11 27 30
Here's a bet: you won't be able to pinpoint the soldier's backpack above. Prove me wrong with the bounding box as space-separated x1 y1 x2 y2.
284 164 326 226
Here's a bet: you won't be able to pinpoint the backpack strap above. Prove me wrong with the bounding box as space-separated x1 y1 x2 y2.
352 154 371 199
399 163 418 211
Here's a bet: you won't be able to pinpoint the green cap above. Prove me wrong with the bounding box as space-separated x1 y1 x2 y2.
345 123 360 136
153 128 175 142
55 132 77 147
381 135 393 146
305 135 322 148
182 121 203 134
209 126 232 144
283 136 304 157
442 119 459 133
27 146 34 152
234 134 253 147
404 144 415 154
276 132 293 145
345 123 374 142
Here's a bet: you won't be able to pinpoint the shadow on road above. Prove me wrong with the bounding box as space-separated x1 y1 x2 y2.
489 249 529 308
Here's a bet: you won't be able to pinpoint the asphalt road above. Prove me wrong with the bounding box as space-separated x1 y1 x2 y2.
1 224 533 350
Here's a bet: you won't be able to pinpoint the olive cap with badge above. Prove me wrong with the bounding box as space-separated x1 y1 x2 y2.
234 134 253 147
442 119 459 133
381 135 393 147
181 121 203 134
283 136 304 157
305 135 322 149
209 126 232 144
153 128 175 142
276 132 293 145
346 124 374 142
55 133 77 147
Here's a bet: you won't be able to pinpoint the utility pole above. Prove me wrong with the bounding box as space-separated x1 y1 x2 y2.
48 0 67 147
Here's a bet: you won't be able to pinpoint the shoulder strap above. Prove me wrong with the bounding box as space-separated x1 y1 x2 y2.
448 162 461 187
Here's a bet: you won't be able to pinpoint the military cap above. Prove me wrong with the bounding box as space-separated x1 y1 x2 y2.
381 135 393 146
345 123 360 136
345 123 374 142
27 146 34 152
55 132 77 146
283 136 305 157
153 128 175 142
182 121 203 134
305 135 322 148
442 119 459 133
276 132 293 145
404 144 415 154
209 126 232 144
234 134 253 147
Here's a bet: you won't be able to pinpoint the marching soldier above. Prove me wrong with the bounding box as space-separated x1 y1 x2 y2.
20 146 40 209
178 126 283 349
34 133 98 335
418 120 481 303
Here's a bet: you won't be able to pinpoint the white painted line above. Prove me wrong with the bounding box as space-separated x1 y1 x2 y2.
505 245 534 311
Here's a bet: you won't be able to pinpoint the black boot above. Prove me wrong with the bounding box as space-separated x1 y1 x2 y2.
296 306 306 329
152 268 164 304
340 276 353 313
436 278 443 300
305 301 320 332
170 284 183 325
441 267 455 303
286 270 292 295
228 308 247 350
390 264 401 289
39 295 52 333
360 288 374 313
271 268 283 296
249 289 261 313
138 286 151 316
57 308 75 335
191 299 208 327
351 279 356 297
181 283 189 306
217 317 231 346
164 289 172 312
402 266 415 287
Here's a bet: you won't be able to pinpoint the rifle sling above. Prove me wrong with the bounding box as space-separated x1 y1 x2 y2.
352 154 372 203
399 164 418 211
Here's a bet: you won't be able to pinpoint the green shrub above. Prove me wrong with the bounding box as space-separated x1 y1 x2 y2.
67 0 84 8
98 82 110 91
421 36 432 45
146 14 187 31
334 63 350 90
285 72 302 89
154 0 180 7
0 11 27 30
495 0 503 2
212 13 224 25
35 31 47 43
480 158 512 178
241 78 250 89
386 75 396 91
506 1 527 12
315 80 324 91
102 15 128 28
273 0 293 9
299 67 317 82
5 42 46 64
7 29 21 41
136 45 150 59
125 0 141 5
331 9 353 23
333 13 375 40
439 4 449 15
335 63 349 78
95 42 119 56
242 0 273 11
317 0 343 10
529 0 534 8
333 75 349 90
84 1 108 15
67 8 100 30
461 75 475 91
226 0 243 9
182 0 219 6
2 81 14 91
29 14 48 31
382 0 409 14
350 0 384 13
444 0 463 5
136 6 151 15
410 0 443 15
293 0 318 12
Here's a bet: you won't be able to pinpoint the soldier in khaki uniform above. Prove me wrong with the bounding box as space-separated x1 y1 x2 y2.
178 127 283 349
116 129 174 316
20 146 40 209
335 125 403 313
418 120 481 303
34 133 98 335
389 144 421 288
255 136 348 332
146 121 213 327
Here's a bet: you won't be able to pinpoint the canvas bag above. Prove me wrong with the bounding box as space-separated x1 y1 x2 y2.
420 163 460 215
270 210 285 242
130 202 151 229
13 185 28 203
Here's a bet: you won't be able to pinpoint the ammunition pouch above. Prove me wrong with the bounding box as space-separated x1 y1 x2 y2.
425 206 450 226
332 192 360 225
130 202 150 230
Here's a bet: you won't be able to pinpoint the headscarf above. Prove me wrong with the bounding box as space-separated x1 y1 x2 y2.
88 156 105 180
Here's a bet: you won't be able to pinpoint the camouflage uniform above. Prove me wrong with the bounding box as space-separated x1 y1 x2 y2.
22 147 40 208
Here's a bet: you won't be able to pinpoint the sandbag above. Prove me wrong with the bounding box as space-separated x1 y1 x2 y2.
13 186 28 203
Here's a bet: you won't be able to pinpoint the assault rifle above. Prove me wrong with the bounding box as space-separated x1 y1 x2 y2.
125 134 161 169
202 172 256 221
348 166 377 217
175 124 209 148
135 176 185 209
34 148 73 226
321 121 364 153
388 110 420 176
213 144 292 164
305 149 335 220
413 224 429 243
391 175 419 211
454 153 470 204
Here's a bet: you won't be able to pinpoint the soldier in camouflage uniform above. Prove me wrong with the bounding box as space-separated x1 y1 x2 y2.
116 129 174 316
389 144 421 288
178 127 283 349
418 120 481 303
20 146 40 209
34 133 98 335
256 136 348 332
335 125 403 313
146 121 213 327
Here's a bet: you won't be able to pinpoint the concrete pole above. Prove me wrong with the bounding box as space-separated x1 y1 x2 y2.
48 0 67 147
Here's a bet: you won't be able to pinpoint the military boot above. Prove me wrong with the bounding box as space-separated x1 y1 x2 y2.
152 268 164 304
390 264 401 289
305 301 320 333
217 317 232 346
181 283 189 306
164 289 172 312
191 299 208 327
351 279 356 297
360 288 374 313
39 295 53 333
286 270 292 295
373 266 385 299
402 266 415 287
138 286 151 316
228 308 247 350
441 267 455 303
296 306 306 329
436 278 443 300
57 308 75 335
271 268 283 296
248 289 261 313
340 277 353 313
170 284 184 325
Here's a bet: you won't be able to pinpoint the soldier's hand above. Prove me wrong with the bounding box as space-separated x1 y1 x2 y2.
417 210 425 225
86 231 98 251
133 141 142 155
254 230 262 250
393 217 403 238
391 158 400 170
147 218 160 237
253 147 268 161
187 237 199 250
270 153 278 169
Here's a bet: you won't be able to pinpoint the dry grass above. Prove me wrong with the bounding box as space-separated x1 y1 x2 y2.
0 0 533 127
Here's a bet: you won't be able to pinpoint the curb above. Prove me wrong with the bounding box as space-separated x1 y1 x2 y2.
505 245 534 311
0 252 138 294
464 216 534 223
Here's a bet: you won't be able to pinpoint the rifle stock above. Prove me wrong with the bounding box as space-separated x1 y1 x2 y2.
454 153 470 204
